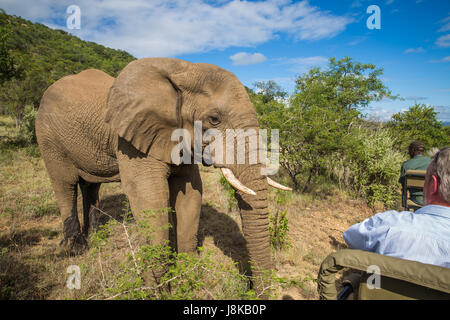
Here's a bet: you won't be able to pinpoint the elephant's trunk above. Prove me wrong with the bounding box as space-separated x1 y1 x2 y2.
218 120 288 296
234 163 272 295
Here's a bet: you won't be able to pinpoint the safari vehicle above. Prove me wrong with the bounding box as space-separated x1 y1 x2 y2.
402 170 427 212
317 249 450 300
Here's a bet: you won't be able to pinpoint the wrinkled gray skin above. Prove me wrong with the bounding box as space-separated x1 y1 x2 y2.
36 58 271 291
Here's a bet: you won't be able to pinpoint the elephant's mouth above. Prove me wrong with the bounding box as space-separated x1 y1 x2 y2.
201 158 214 167
197 144 292 195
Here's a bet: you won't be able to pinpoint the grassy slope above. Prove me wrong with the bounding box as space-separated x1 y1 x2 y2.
0 116 374 300
0 10 136 117
1 10 136 78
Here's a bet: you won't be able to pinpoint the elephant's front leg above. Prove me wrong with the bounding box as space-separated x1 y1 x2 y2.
117 139 172 246
169 164 203 254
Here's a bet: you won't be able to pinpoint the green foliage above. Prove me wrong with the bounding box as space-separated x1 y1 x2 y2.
269 192 291 251
0 10 135 129
269 211 288 250
90 219 118 253
219 173 238 212
253 80 287 104
19 105 37 144
387 104 449 152
87 207 268 300
0 12 21 85
248 57 410 208
294 57 397 111
345 127 405 208
252 57 396 195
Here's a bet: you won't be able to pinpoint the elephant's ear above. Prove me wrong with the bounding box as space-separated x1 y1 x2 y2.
105 58 189 163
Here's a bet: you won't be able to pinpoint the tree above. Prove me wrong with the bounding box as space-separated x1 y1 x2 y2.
0 10 21 85
345 126 405 208
294 56 396 111
0 9 135 130
387 104 448 152
253 80 287 104
257 57 397 191
0 62 48 126
0 28 15 84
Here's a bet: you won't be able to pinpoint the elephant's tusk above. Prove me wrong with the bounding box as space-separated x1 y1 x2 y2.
266 177 292 191
221 168 257 196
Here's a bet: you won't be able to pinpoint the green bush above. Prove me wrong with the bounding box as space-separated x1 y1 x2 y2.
269 192 291 251
219 174 238 212
86 207 274 300
20 105 37 144
251 57 396 194
387 104 448 152
345 127 405 208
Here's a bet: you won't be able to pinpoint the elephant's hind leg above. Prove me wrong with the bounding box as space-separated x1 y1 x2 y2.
40 151 86 253
79 179 101 236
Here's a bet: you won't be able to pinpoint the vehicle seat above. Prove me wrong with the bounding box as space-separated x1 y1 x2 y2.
317 249 450 300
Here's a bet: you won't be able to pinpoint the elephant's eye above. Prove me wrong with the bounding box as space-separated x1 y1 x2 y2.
208 115 221 126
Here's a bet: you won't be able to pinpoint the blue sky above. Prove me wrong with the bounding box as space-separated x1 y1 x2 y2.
1 0 449 122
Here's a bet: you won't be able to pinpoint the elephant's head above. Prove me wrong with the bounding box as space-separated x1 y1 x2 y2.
105 58 290 291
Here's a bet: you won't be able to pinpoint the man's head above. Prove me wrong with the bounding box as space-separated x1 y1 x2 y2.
424 147 450 206
408 141 425 158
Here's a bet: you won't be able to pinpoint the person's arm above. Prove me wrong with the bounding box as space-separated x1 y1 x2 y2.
343 212 392 252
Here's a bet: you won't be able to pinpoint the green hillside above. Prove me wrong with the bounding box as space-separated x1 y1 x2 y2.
0 9 136 122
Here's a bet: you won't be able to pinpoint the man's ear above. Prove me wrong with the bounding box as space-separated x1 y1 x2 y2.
431 175 440 194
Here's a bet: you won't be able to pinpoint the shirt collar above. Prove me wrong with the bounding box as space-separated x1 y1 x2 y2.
415 205 450 219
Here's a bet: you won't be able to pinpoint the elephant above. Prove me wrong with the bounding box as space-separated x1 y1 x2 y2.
35 58 290 291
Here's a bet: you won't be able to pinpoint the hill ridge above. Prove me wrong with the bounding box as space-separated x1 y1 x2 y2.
0 9 136 115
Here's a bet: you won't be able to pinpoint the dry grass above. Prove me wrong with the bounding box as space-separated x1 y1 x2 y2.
0 116 375 300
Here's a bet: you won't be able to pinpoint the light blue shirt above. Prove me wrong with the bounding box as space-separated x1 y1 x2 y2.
343 205 450 268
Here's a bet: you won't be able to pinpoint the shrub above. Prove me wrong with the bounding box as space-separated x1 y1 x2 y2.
269 192 291 251
20 105 37 144
219 173 238 212
85 206 275 300
387 104 448 152
345 127 405 208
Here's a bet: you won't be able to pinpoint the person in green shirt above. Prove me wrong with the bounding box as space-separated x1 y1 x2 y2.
399 141 433 205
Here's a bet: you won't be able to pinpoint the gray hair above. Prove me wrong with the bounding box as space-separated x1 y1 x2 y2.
427 147 440 158
432 148 450 202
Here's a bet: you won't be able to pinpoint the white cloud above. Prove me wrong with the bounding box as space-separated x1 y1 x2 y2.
348 36 367 46
438 15 450 33
436 34 450 47
429 56 450 63
351 1 363 8
366 108 393 122
288 56 329 66
434 88 450 93
405 96 428 101
404 47 425 54
0 0 354 58
277 55 329 73
230 52 267 65
438 24 450 33
434 106 450 122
